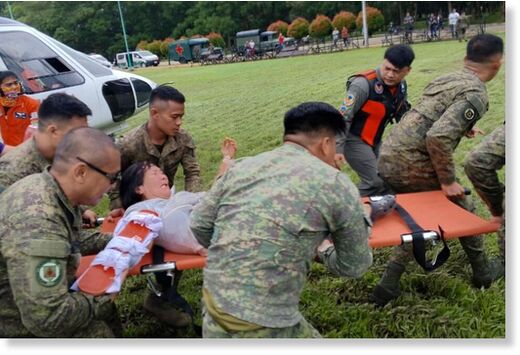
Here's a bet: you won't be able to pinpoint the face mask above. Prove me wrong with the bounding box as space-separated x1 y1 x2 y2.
0 81 22 107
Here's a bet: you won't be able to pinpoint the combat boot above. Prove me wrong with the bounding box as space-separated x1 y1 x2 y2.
143 292 192 327
471 257 505 288
369 261 405 307
459 236 504 288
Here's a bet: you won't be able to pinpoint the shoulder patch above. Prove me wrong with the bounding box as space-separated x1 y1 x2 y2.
374 81 384 94
26 240 69 258
344 94 355 107
35 259 63 287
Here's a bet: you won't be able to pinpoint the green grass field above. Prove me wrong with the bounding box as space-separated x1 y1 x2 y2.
100 33 506 338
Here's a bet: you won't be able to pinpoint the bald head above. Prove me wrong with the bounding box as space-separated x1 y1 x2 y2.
52 127 119 175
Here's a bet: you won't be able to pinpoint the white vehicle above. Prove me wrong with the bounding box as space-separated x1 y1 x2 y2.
116 50 160 68
0 17 157 134
88 53 112 68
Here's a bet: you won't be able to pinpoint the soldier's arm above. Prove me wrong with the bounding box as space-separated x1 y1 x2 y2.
336 77 369 153
181 135 202 192
2 217 111 337
464 125 505 217
79 229 112 255
318 173 372 277
425 94 486 185
108 138 129 210
0 156 17 189
190 172 227 248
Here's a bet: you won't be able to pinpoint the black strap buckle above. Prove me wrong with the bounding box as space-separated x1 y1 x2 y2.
395 204 451 272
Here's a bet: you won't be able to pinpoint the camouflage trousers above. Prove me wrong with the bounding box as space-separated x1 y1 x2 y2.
73 298 122 338
72 319 119 338
202 306 321 338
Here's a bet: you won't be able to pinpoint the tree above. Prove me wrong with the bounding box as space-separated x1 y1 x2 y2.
287 17 309 39
356 6 385 35
206 32 226 48
332 11 356 31
309 14 332 39
267 20 289 36
160 38 174 58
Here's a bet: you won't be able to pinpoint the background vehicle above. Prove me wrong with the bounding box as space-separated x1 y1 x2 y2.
88 53 112 68
116 50 159 68
168 38 210 64
235 29 294 57
200 47 224 64
0 16 157 134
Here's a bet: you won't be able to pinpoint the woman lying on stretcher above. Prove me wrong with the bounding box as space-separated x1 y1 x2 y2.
118 138 237 256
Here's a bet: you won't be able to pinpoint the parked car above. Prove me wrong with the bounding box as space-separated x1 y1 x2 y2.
116 50 160 68
88 53 112 68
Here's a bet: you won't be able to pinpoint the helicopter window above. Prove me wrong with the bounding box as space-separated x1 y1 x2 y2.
49 38 112 77
131 78 153 107
102 78 135 122
0 31 84 94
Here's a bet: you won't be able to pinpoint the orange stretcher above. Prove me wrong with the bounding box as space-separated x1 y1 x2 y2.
365 190 500 248
76 190 500 294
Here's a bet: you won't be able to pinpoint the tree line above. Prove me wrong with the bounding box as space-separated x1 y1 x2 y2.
1 1 504 60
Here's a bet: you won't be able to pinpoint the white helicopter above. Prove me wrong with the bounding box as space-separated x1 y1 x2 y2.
0 16 157 134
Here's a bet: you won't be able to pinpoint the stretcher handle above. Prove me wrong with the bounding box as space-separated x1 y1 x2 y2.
401 231 439 244
141 262 177 274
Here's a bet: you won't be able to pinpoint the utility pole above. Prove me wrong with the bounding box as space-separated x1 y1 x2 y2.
362 1 369 47
117 1 133 71
7 1 14 19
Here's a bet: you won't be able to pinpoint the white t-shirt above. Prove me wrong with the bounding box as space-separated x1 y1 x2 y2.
449 11 460 25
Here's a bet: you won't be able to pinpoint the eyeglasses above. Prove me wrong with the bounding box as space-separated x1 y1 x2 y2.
76 157 121 184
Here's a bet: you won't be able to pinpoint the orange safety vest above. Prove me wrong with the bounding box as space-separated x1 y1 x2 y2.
0 95 40 146
349 70 407 147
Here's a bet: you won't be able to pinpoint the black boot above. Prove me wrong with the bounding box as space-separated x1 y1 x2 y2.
460 237 504 288
370 261 405 307
143 292 192 327
471 257 505 288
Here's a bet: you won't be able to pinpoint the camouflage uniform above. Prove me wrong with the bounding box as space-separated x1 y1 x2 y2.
464 124 505 262
0 137 50 192
0 170 119 337
373 69 499 302
110 123 201 209
191 143 372 338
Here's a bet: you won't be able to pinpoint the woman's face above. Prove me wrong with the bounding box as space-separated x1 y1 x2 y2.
0 76 21 98
136 165 171 200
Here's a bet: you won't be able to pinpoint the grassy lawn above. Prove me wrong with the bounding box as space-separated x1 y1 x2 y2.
99 32 506 338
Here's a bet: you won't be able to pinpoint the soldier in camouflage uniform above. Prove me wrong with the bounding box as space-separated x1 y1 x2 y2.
191 102 373 338
109 85 201 211
0 127 121 337
464 123 505 271
0 93 97 225
109 85 201 327
371 34 504 307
